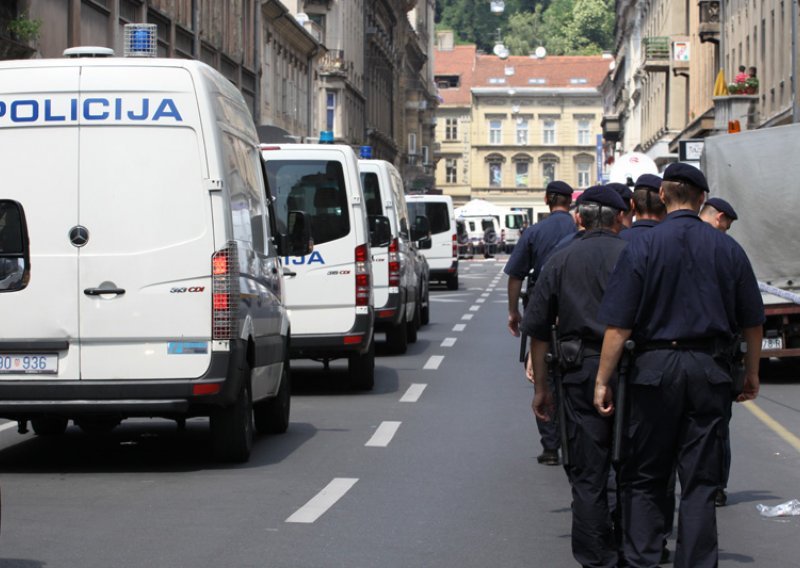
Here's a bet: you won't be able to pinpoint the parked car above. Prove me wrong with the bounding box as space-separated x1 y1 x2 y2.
0 46 310 462
406 194 459 290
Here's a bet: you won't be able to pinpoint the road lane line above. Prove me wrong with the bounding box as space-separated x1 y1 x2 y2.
286 478 359 524
365 421 402 447
452 323 466 332
424 355 444 370
441 337 457 347
461 314 474 320
742 401 800 454
469 305 480 311
476 298 485 303
481 293 490 298
400 384 427 402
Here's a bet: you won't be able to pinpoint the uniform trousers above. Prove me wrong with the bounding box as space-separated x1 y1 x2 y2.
536 371 561 452
620 350 731 568
562 356 617 568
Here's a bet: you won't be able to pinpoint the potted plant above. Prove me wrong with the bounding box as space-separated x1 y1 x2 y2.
7 14 42 43
744 76 759 94
727 82 742 95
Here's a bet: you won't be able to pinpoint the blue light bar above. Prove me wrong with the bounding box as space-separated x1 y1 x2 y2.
320 131 334 144
360 146 372 159
124 23 158 57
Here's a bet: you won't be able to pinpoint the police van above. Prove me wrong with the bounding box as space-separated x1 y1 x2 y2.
0 40 309 462
261 143 377 389
359 158 430 353
406 194 459 290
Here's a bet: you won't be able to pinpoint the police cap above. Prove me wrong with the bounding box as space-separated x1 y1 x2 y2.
705 197 738 220
580 185 627 211
545 180 574 197
662 162 710 192
634 173 662 191
606 183 633 212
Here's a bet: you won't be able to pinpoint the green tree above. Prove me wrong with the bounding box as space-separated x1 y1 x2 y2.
504 9 545 56
567 0 614 54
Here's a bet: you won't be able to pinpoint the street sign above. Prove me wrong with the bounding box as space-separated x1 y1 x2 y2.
679 139 704 161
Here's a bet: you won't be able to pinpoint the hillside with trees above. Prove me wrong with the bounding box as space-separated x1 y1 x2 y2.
435 0 614 56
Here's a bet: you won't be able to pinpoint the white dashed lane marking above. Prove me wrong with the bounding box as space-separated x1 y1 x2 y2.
452 323 466 332
441 337 457 347
476 298 485 303
286 478 359 524
469 305 480 311
400 383 427 402
461 314 474 320
424 355 445 370
365 421 402 447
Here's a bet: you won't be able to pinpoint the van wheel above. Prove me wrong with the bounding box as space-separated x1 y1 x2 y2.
75 417 120 435
210 374 254 462
386 321 408 354
254 363 291 435
31 416 68 436
348 339 375 391
447 273 459 290
407 304 419 343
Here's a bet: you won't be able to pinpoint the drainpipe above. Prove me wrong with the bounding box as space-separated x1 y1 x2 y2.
254 1 262 125
308 46 319 140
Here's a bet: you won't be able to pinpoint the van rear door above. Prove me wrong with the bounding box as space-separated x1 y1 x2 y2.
0 67 82 380
77 67 213 380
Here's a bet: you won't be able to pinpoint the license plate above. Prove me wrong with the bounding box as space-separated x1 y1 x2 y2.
762 337 783 351
0 354 58 374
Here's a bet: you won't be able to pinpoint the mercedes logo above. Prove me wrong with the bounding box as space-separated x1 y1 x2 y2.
69 226 89 247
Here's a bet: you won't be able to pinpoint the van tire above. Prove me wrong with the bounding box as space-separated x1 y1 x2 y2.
75 417 120 435
407 305 419 343
386 322 408 354
31 416 69 436
447 273 459 290
210 374 254 462
254 363 291 435
348 339 375 391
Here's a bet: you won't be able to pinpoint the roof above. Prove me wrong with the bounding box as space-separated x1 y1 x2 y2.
434 47 611 104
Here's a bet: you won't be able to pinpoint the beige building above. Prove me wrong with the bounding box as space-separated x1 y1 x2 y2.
434 32 610 218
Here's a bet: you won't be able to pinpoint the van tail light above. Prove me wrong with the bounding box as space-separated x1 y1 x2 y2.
388 238 400 287
212 243 239 340
355 244 370 307
452 233 458 258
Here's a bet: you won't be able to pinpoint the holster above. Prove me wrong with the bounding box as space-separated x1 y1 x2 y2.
558 338 584 371
713 336 746 397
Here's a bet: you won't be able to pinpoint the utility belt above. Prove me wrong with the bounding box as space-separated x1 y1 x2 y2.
554 338 602 371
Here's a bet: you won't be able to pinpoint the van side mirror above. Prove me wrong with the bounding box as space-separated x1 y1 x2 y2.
278 210 313 257
410 215 431 249
368 215 392 248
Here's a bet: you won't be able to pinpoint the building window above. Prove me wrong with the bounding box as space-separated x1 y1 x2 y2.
489 162 502 186
326 91 336 131
577 162 592 188
408 133 418 155
515 162 529 188
577 119 592 145
542 161 556 185
489 119 502 144
543 119 556 144
516 118 528 145
422 146 429 165
446 158 458 183
445 118 458 140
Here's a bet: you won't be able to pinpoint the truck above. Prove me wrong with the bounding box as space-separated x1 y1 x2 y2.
702 123 800 360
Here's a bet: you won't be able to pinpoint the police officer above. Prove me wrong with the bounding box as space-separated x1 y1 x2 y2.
505 180 576 465
621 173 666 242
700 196 738 234
593 163 764 568
523 185 628 567
700 195 739 508
607 182 635 228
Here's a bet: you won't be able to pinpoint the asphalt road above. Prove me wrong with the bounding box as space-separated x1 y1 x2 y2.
0 257 798 567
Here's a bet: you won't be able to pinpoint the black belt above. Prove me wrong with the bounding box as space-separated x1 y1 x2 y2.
639 338 718 353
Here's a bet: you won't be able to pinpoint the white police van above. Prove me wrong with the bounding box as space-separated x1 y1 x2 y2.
406 194 459 289
0 38 309 462
359 158 431 353
261 143 377 389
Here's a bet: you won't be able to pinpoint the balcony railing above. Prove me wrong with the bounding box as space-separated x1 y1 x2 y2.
642 37 670 71
319 49 346 76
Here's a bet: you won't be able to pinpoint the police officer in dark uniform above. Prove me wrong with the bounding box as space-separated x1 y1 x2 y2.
505 180 576 465
523 185 628 567
593 163 765 568
607 182 635 228
621 174 666 243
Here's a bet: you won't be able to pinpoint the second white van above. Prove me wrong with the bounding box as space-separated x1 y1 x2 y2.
406 194 458 290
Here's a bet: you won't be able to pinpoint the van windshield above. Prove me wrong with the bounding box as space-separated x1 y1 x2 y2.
265 160 351 246
408 202 450 235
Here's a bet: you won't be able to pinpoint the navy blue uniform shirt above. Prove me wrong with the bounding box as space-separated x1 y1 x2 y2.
619 219 658 242
504 210 576 282
523 230 628 342
552 229 585 253
598 209 765 343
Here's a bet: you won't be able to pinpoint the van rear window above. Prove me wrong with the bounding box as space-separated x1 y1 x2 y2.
0 201 29 292
505 214 524 229
265 160 350 246
360 172 383 216
407 202 450 235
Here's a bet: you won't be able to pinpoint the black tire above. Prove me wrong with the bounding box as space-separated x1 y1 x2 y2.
75 416 120 435
210 373 254 463
348 338 375 391
254 363 291 435
31 416 68 436
386 321 408 354
447 273 458 290
420 286 430 326
407 303 420 343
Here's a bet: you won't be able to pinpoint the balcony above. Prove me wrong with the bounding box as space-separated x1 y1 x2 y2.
642 37 670 71
713 94 759 131
319 49 346 76
699 0 721 44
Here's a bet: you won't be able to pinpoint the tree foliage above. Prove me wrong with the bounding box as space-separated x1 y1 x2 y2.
436 0 614 55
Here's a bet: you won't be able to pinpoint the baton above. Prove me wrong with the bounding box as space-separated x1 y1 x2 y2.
612 339 636 464
546 325 569 467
